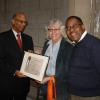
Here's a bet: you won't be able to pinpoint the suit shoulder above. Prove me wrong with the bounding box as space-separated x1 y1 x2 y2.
22 33 32 39
87 34 100 44
44 39 49 44
62 38 73 47
0 30 10 38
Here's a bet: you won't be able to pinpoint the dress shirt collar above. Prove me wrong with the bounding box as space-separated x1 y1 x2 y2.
71 30 87 45
47 37 62 46
78 30 87 42
12 29 21 39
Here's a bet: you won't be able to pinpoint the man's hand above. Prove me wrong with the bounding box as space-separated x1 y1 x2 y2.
15 70 26 78
41 76 51 84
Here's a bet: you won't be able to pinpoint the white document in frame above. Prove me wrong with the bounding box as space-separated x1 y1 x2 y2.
20 51 49 82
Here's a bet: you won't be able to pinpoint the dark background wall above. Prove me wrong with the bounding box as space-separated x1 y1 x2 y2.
0 0 68 47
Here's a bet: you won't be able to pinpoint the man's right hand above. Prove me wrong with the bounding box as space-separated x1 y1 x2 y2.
15 70 26 78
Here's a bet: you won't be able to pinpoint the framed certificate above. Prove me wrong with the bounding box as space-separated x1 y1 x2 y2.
20 51 49 82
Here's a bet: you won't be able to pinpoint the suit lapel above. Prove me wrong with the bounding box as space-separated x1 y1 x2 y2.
8 30 23 52
56 38 65 62
55 38 66 76
42 40 49 55
21 34 27 51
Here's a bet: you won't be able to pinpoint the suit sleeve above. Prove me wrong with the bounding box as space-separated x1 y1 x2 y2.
29 37 34 52
0 36 16 75
92 40 100 74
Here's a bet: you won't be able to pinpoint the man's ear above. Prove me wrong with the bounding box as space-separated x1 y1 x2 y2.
11 19 15 25
82 24 85 30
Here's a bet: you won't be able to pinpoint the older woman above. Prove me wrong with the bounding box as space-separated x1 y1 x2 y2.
37 19 73 100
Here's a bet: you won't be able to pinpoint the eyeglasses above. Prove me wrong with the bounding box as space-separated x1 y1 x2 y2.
48 29 60 32
66 24 82 31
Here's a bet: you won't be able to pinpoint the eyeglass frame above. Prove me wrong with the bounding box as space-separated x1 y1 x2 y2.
66 24 82 31
47 28 61 32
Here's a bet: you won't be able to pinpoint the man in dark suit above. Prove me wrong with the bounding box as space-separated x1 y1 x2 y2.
65 16 100 100
0 12 34 100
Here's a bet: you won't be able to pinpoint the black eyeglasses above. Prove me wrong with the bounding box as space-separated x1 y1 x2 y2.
66 24 82 31
48 28 60 32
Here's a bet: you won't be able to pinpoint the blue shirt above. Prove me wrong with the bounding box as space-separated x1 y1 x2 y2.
45 38 61 76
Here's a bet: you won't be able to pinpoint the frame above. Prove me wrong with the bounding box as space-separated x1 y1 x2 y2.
20 51 49 82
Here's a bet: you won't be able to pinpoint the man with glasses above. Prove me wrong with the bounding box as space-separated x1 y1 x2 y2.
0 12 34 100
65 16 100 100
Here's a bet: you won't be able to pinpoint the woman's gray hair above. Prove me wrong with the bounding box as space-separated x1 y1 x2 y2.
45 19 67 39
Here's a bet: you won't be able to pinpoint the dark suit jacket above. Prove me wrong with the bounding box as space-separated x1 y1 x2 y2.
0 29 34 94
42 38 73 99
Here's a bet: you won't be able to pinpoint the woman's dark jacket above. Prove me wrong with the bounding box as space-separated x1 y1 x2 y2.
42 38 73 99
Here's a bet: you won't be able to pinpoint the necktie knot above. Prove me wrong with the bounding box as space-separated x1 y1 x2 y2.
17 33 20 38
17 33 22 48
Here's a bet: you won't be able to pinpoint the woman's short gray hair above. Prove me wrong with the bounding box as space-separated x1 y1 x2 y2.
45 19 66 38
